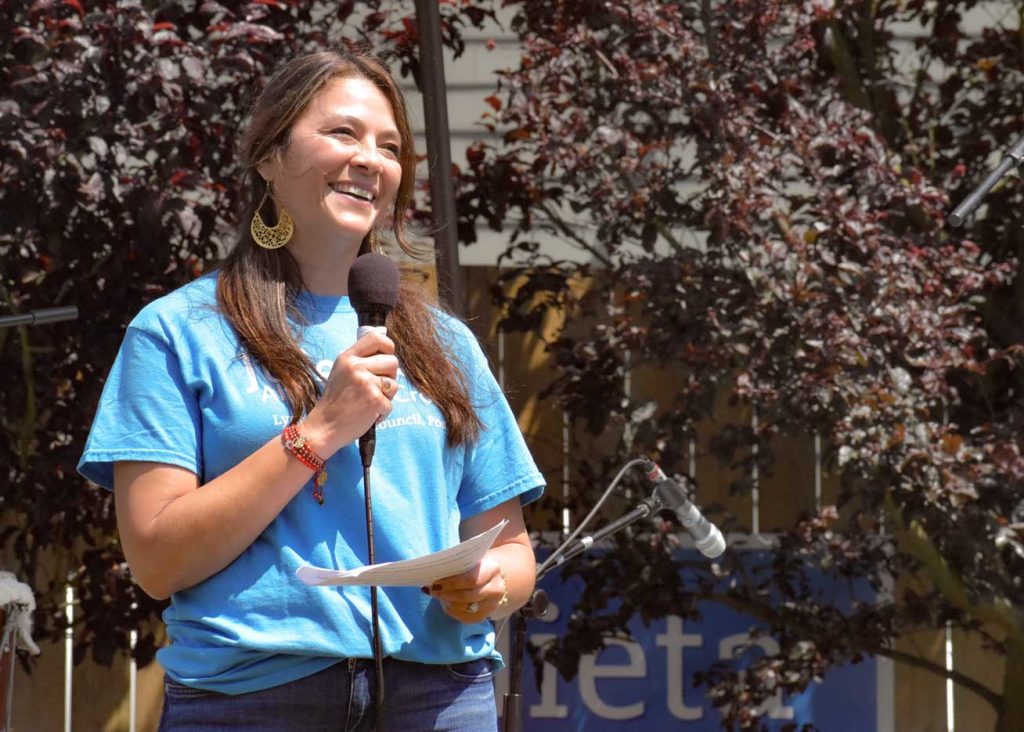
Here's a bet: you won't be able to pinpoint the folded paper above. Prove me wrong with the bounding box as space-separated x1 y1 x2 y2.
296 519 508 587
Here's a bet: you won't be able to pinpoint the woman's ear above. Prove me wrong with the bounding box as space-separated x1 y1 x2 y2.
255 160 275 184
256 147 285 183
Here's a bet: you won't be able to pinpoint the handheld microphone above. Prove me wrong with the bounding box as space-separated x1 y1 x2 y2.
347 253 400 468
644 461 726 559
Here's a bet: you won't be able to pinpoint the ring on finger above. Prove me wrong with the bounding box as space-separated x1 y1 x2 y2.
466 601 480 614
380 376 392 394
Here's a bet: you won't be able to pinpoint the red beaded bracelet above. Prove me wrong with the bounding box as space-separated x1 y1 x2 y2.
282 424 328 504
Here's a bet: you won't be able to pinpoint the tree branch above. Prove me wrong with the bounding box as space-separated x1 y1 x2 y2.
874 646 1002 713
884 491 1022 640
703 583 1002 715
536 201 615 267
824 18 871 111
700 0 718 68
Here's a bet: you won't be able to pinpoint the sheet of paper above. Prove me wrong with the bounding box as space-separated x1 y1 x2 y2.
295 519 508 587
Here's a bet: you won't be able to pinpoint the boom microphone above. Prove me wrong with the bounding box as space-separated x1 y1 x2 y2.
948 132 1024 227
347 253 400 468
644 461 726 559
0 306 78 329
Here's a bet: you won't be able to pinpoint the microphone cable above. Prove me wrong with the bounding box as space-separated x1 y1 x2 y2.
361 459 385 722
535 458 650 578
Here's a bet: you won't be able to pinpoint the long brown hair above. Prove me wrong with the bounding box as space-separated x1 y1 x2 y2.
217 50 480 446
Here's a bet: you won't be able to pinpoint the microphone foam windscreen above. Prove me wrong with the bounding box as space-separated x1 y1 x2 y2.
348 253 400 312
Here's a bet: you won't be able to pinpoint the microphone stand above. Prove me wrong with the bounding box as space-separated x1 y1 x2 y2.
0 306 76 729
0 307 78 329
502 493 665 732
948 132 1024 227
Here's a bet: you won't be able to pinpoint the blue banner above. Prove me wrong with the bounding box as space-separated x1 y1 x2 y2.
493 549 892 730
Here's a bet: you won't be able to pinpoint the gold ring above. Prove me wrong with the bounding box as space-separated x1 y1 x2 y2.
380 376 391 394
466 601 480 614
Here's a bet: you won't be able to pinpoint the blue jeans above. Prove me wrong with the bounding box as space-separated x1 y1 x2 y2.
157 657 498 732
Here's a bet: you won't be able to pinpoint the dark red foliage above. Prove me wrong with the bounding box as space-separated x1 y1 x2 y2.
454 1 1024 727
0 0 494 669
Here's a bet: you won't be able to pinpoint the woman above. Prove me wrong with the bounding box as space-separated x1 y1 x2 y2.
78 49 544 731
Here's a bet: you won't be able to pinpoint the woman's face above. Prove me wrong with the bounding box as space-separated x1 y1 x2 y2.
260 76 404 251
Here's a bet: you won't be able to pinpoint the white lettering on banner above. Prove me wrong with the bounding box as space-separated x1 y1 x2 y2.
656 615 704 720
492 594 848 725
316 359 333 379
579 638 647 720
528 633 570 719
718 634 795 720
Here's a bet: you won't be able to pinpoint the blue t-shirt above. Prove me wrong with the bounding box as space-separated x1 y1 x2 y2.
78 273 544 694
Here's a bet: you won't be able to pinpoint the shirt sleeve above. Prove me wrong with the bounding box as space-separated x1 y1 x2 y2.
453 322 545 518
78 324 203 490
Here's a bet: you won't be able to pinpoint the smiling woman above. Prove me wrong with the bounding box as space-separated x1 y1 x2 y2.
255 75 404 286
77 49 545 732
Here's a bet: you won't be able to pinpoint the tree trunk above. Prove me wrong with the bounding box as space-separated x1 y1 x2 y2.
996 636 1024 732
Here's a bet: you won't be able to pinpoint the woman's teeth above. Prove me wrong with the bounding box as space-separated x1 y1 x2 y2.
329 183 374 201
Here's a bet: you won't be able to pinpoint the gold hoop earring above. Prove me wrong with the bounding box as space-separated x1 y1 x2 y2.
250 184 294 249
368 228 379 252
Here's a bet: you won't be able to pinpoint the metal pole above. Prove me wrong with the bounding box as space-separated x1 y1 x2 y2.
2 612 16 732
414 0 464 316
64 581 73 732
129 627 138 732
0 306 78 329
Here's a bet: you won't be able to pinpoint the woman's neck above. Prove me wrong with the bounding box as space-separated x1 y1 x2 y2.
288 235 361 296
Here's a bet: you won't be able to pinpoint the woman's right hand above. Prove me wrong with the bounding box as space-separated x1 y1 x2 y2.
114 332 401 599
300 330 400 457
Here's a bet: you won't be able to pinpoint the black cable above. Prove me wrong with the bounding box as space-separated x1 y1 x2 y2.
535 458 649 577
362 464 385 722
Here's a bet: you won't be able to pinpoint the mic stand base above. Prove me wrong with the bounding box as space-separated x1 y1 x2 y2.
502 498 657 732
502 590 549 732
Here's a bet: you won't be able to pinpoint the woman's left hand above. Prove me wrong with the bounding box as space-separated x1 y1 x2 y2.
426 552 507 624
